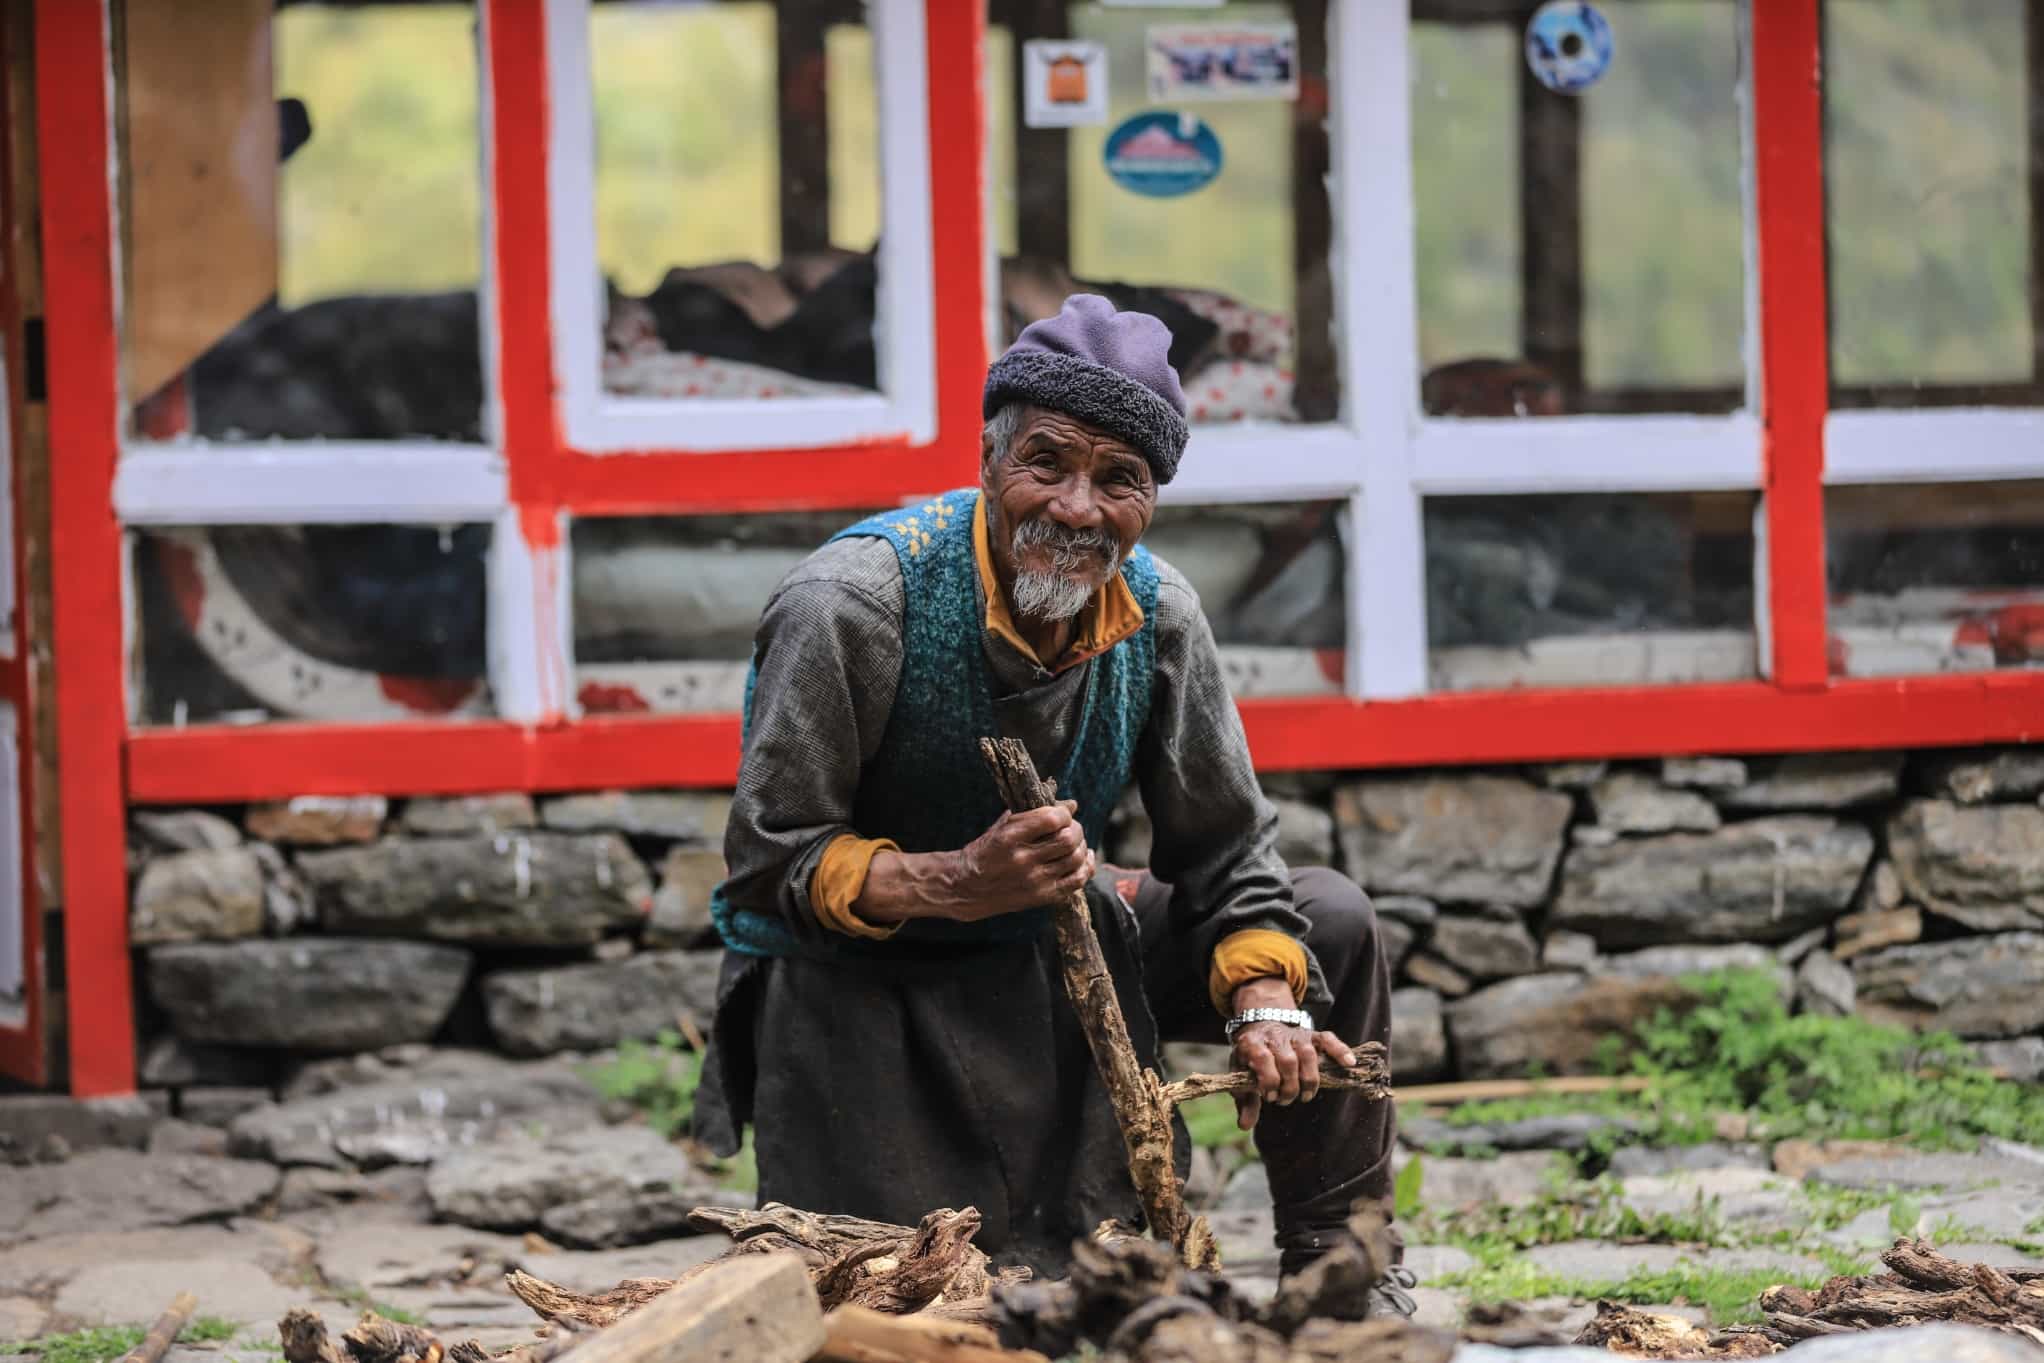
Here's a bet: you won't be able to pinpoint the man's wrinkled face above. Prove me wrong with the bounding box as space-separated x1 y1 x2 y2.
982 405 1156 621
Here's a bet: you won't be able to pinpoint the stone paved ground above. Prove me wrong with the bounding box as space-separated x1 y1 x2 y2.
4 1063 2043 1361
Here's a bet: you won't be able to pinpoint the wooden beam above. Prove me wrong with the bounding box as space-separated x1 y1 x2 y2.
1519 54 1584 401
777 2 831 258
1291 0 1337 423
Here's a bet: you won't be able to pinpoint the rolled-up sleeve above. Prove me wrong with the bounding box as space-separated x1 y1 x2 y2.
1137 567 1333 1013
719 539 906 946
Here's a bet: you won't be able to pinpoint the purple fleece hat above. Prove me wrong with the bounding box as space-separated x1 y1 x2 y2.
982 293 1192 484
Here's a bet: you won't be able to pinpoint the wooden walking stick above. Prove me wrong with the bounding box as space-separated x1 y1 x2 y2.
978 737 1220 1269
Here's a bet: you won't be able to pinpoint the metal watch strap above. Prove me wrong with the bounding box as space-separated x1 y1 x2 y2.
1223 1005 1314 1039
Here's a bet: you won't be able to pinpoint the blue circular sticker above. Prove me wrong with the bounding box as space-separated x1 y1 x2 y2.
1525 1 1614 95
1102 111 1222 199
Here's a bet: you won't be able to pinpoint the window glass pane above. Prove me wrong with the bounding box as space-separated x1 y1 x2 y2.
1412 0 1745 417
571 498 1346 710
119 1 483 442
1828 480 2044 676
993 2 1337 425
1823 0 2040 406
132 524 493 725
593 1 883 399
573 511 892 713
1145 501 1347 696
1424 492 1758 690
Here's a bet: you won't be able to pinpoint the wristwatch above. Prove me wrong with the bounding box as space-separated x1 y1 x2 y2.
1224 1006 1314 1040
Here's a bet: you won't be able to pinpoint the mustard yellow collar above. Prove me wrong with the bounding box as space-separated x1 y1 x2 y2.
971 493 1144 674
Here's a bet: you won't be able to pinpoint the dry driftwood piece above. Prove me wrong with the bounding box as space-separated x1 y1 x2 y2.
979 736 1215 1270
118 1293 199 1363
507 1205 1022 1332
1750 1239 2044 1347
1161 1044 1389 1107
279 1308 450 1363
1571 1301 1778 1358
818 1305 1052 1363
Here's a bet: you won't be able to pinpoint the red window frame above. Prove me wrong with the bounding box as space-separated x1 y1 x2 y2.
32 0 2044 1093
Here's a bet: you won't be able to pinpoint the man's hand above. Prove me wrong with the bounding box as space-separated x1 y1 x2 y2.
952 799 1096 921
1230 975 1358 1132
853 800 1094 926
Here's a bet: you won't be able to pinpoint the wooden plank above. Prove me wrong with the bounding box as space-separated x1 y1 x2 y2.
1395 1074 1655 1105
556 1253 825 1363
118 0 277 403
818 1306 1049 1363
1519 53 1583 401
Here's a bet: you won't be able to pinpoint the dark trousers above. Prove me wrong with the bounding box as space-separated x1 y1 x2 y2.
1120 864 1399 1273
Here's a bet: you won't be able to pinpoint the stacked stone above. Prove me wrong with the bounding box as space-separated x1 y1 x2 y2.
129 791 729 1107
1114 747 2044 1085
123 745 2044 1111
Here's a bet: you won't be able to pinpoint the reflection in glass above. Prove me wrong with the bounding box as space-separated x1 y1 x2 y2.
992 1 1336 425
119 1 483 442
592 1 882 399
569 499 1347 713
132 525 493 726
1424 492 1757 690
1411 0 1744 417
1828 481 2044 676
1824 0 2041 406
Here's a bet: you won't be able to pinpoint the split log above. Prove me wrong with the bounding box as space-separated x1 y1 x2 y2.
1570 1301 1778 1358
817 1305 1051 1363
978 736 1215 1270
548 1253 824 1363
117 1293 198 1363
1161 1044 1389 1107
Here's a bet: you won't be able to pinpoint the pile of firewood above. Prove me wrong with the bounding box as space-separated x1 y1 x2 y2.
1567 1239 2044 1359
258 1198 1451 1363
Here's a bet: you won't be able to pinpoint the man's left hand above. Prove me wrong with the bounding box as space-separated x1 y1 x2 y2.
1229 976 1358 1132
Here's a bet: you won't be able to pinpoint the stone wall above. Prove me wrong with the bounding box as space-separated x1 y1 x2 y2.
121 746 2044 1107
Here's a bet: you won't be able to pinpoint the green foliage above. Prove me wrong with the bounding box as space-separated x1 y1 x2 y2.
4 1320 243 1363
1393 1154 1426 1223
1181 1093 1255 1159
1439 1258 1838 1326
584 1029 703 1140
1419 968 2044 1160
5 1328 147 1363
1624 968 2044 1148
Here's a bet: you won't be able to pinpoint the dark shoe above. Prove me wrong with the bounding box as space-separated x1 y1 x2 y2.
1364 1264 1418 1320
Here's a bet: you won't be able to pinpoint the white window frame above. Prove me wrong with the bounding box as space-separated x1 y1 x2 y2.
544 0 938 455
1140 1 1769 701
110 6 546 723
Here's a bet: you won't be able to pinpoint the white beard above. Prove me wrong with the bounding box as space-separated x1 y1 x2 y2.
1010 567 1096 621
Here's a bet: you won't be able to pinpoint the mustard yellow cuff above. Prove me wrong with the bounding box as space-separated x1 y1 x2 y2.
1208 928 1310 1016
810 834 903 941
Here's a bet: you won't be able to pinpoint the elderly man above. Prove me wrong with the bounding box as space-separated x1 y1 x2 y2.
695 295 1409 1313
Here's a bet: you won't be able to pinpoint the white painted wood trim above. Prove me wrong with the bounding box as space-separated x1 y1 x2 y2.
547 0 938 454
115 444 508 524
1751 492 1774 681
1410 414 1764 494
1159 426 1362 505
487 509 542 723
1335 0 1427 700
1735 0 1762 417
1823 409 2044 485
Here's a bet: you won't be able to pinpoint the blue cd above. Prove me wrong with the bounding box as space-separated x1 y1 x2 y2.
1525 1 1614 95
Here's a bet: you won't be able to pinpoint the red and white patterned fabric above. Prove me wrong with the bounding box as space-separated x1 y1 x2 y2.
601 298 866 400
1182 359 1296 425
1164 287 1294 365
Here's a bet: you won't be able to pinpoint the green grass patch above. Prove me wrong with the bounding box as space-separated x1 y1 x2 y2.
1438 1258 1838 1326
4 1321 243 1363
583 1029 703 1140
5 1327 147 1363
1408 968 2044 1160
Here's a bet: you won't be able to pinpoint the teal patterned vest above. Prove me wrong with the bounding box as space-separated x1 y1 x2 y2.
712 486 1160 960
